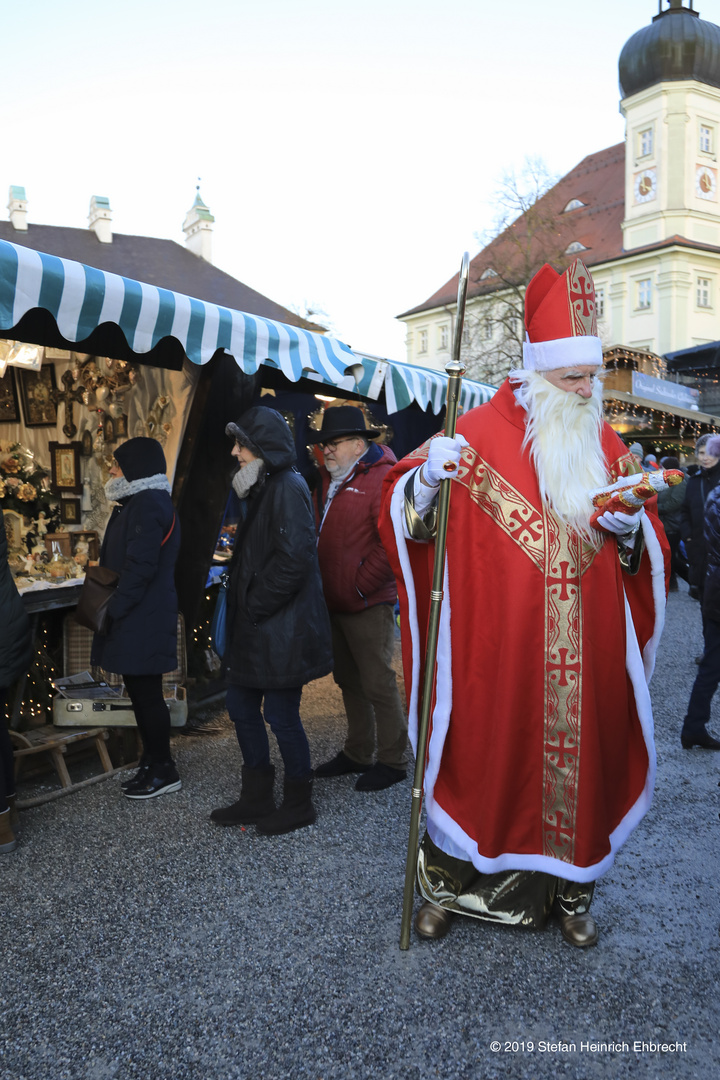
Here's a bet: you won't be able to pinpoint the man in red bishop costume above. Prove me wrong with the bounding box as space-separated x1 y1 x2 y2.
379 259 669 947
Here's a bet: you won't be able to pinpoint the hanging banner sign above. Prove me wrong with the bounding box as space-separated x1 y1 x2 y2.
632 372 699 410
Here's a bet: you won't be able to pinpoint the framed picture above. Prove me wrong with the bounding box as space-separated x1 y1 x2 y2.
71 529 99 564
44 531 72 558
19 365 58 426
60 497 81 525
103 416 115 443
0 368 20 423
48 441 82 494
115 413 128 438
81 429 93 457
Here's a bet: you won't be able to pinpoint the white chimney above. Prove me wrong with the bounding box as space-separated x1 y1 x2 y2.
8 186 28 231
183 189 214 262
88 195 113 243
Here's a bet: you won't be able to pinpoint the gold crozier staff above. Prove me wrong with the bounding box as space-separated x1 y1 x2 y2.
399 253 469 950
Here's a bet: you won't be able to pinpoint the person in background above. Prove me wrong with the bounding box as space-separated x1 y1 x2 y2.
92 437 181 800
628 442 644 468
210 407 332 835
310 406 408 792
657 456 688 592
681 433 720 604
0 510 32 853
681 434 720 750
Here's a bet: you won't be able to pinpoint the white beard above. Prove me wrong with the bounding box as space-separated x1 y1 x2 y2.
509 369 608 548
232 458 265 499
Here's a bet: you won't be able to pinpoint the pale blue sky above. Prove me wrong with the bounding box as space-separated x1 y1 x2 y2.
1 0 707 357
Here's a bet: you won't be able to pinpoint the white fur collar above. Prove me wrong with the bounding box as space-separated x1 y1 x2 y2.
105 473 171 503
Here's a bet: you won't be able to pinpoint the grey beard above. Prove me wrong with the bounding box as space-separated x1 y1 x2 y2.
232 458 265 498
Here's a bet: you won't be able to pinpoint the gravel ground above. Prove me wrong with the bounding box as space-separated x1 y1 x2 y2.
2 580 719 1080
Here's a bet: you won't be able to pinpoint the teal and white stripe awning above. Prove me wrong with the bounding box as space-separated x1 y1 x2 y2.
0 239 356 387
0 238 497 413
350 352 496 414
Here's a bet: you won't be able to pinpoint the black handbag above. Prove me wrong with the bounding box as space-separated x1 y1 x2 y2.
74 566 120 634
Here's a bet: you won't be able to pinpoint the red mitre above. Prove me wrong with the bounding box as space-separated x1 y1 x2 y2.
522 258 603 371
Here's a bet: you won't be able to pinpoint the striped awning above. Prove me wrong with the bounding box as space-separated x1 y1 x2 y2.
350 351 496 414
0 238 497 413
0 239 356 387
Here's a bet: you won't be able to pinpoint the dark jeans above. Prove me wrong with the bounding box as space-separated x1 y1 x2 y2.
123 674 172 765
0 699 13 813
226 684 310 780
684 618 720 735
667 532 689 584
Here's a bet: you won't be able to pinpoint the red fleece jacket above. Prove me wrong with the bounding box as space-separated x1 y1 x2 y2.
315 444 398 614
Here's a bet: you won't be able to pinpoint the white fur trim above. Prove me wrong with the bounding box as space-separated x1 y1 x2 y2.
638 513 667 683
522 335 603 371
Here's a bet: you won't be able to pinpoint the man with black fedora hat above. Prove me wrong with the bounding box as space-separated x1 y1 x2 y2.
311 405 408 791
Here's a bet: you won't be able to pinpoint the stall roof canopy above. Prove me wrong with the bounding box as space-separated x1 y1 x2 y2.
665 341 720 373
0 238 495 415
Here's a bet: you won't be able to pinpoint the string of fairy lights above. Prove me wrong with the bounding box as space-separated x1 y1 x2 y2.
603 350 720 453
4 623 57 724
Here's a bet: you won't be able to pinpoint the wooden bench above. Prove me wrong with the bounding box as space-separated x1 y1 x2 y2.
11 724 114 793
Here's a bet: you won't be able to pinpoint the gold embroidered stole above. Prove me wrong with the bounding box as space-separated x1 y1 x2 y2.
452 445 599 865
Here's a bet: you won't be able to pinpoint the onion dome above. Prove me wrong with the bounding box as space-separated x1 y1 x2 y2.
619 1 720 98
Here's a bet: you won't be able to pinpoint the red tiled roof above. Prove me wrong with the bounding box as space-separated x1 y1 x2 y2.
399 144 627 318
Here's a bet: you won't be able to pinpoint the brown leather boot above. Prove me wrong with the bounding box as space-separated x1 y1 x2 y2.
0 808 17 854
6 794 20 839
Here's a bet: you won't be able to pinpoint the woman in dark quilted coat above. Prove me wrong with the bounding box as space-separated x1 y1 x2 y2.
210 406 332 835
92 437 181 798
0 510 32 853
682 434 720 751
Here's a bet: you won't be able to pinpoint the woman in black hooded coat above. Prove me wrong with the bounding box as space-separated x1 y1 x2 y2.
92 437 181 799
210 406 332 835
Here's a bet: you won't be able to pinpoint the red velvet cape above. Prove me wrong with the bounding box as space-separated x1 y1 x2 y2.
380 380 669 882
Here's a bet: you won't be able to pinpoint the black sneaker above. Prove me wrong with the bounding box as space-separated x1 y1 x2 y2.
124 765 181 800
121 763 151 791
314 751 371 777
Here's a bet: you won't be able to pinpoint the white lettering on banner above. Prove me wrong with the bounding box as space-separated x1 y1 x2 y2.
631 372 700 410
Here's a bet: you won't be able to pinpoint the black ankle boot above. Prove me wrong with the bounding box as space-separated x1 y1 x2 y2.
681 726 720 749
255 777 316 835
210 765 276 825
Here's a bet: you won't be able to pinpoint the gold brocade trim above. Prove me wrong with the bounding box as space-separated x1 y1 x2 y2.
455 447 545 571
566 261 598 337
542 511 582 864
612 451 641 480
